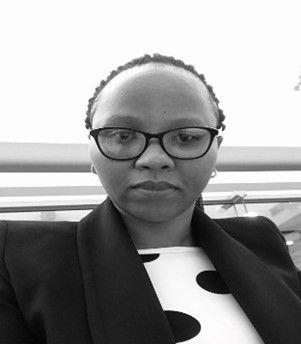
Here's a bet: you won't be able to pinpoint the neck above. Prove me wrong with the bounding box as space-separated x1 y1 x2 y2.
117 204 198 250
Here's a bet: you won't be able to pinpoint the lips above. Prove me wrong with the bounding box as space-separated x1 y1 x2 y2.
133 181 177 191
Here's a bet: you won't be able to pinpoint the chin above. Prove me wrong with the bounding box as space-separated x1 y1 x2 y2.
126 201 188 223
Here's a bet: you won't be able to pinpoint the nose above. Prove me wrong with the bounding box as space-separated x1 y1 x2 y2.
134 139 175 170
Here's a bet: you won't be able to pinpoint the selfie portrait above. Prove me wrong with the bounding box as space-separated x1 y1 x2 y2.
0 1 301 343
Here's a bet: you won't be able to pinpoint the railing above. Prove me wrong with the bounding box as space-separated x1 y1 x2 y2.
1 143 301 172
0 195 301 213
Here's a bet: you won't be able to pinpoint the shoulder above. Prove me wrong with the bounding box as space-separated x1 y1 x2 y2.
0 218 77 230
0 219 78 249
0 219 77 237
214 215 287 250
0 220 81 294
215 214 282 234
214 216 301 295
0 219 78 248
213 215 292 269
0 220 78 277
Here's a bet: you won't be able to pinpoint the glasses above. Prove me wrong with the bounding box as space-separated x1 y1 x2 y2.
89 126 220 160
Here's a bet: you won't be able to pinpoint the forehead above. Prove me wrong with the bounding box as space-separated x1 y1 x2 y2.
92 63 217 129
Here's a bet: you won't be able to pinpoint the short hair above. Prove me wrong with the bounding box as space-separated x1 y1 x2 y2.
85 53 226 131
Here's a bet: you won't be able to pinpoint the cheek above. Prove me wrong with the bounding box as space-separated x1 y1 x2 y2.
182 149 217 194
182 164 210 194
89 142 129 197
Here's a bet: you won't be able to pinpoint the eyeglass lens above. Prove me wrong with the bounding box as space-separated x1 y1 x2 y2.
97 128 212 159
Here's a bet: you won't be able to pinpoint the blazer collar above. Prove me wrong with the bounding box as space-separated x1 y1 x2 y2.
77 197 301 344
77 197 175 344
191 209 301 344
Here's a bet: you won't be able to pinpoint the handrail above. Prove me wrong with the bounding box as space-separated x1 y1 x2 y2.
1 196 301 213
1 143 301 172
1 181 301 197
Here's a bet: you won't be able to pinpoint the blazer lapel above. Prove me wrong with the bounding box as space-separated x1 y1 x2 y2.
77 197 175 344
191 208 301 344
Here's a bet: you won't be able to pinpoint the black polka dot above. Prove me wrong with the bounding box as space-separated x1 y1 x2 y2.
139 253 160 263
164 310 201 342
196 270 230 294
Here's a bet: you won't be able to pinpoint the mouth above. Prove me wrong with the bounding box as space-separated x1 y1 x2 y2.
132 181 178 191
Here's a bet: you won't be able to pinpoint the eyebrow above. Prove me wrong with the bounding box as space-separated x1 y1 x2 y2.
103 114 205 128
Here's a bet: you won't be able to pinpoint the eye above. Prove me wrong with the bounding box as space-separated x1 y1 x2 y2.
177 133 198 143
109 129 137 142
118 131 134 140
174 132 203 145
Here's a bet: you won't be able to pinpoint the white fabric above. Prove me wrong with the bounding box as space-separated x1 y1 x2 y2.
137 246 264 343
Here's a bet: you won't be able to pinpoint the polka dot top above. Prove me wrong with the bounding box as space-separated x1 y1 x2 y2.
138 246 264 343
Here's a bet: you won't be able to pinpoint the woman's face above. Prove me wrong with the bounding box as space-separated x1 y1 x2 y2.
89 64 221 222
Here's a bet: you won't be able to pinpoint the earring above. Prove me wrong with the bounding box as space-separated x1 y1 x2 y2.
90 165 97 174
210 168 217 178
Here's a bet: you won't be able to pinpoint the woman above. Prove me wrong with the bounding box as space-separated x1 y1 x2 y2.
0 54 300 344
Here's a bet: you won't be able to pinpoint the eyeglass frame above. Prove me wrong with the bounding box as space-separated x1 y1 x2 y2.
89 126 221 161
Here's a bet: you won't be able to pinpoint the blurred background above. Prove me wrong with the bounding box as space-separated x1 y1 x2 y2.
0 0 300 267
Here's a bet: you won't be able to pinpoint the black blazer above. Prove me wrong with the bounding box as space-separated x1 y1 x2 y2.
0 197 300 344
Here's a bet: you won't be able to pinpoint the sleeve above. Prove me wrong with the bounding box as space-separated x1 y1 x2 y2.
260 216 301 299
0 221 37 344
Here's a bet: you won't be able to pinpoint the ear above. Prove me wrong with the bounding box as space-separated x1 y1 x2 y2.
90 165 97 175
217 136 223 147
